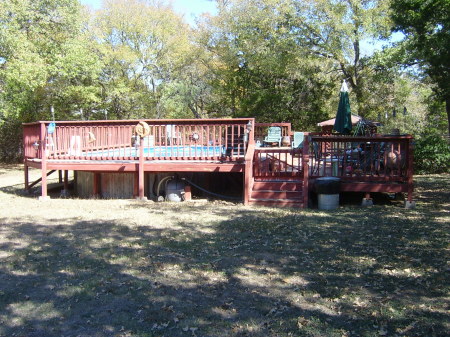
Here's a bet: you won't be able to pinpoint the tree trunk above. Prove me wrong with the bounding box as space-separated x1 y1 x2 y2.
188 103 201 119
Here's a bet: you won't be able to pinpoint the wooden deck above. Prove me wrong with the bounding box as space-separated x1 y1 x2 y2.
23 119 414 207
308 134 415 207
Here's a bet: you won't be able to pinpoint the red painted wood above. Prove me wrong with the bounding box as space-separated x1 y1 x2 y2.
138 136 145 199
248 199 304 207
339 182 408 193
184 185 192 201
251 190 302 200
302 134 310 207
244 148 254 205
40 123 48 198
252 181 301 191
22 120 414 207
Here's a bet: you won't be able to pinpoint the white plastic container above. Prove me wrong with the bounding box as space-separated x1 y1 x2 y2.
315 177 340 210
318 193 339 210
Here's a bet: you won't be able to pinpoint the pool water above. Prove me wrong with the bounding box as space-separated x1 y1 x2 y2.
84 145 226 158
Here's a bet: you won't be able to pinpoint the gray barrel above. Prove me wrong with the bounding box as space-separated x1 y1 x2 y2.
315 177 340 210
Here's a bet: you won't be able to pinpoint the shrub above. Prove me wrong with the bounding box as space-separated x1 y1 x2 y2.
414 133 450 174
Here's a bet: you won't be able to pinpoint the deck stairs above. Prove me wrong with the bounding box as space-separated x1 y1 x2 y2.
249 177 305 208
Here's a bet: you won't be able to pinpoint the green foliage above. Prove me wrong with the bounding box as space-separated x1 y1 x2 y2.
291 0 394 117
375 74 430 135
0 0 447 163
391 0 450 95
391 0 450 133
0 0 102 121
414 133 450 174
199 0 335 129
94 0 192 119
197 0 423 131
424 96 448 134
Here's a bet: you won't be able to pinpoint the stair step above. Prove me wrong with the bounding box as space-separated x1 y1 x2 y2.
250 197 303 202
251 190 302 199
255 177 302 182
249 198 304 208
250 176 306 208
252 181 302 191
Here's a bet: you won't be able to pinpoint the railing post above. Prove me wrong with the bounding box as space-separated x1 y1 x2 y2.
244 159 252 205
137 135 147 201
302 134 309 208
39 122 49 200
244 123 255 206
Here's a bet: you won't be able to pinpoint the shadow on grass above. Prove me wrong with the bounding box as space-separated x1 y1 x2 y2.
0 175 448 336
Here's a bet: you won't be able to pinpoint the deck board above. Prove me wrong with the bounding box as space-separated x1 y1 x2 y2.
26 158 245 173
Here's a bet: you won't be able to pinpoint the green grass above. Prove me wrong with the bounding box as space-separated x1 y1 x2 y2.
0 172 448 336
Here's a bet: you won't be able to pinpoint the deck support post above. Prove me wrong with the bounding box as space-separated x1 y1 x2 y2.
243 131 255 206
244 164 251 205
39 123 50 201
244 121 256 206
24 163 29 191
302 135 310 208
137 136 147 201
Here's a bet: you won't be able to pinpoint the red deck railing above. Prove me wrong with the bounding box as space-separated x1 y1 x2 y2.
23 119 255 162
309 134 414 201
253 148 303 177
309 135 413 180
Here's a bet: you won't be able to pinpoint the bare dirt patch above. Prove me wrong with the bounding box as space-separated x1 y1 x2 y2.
0 166 449 336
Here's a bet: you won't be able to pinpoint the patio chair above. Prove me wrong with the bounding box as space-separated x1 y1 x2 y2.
291 132 304 150
263 126 282 147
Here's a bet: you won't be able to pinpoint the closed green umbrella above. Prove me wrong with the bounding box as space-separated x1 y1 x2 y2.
333 80 352 134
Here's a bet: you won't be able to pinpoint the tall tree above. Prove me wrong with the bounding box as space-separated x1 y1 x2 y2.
199 0 335 129
0 0 101 121
390 0 450 134
291 0 393 117
94 0 191 119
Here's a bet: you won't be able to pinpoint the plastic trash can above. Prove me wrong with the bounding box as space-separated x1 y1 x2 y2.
315 177 341 210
